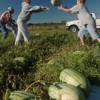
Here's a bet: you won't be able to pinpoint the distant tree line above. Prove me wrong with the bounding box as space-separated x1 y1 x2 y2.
28 20 66 26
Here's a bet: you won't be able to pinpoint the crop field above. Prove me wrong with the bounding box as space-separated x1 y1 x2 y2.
0 23 100 99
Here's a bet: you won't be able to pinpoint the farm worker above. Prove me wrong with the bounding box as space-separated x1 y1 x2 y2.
0 7 17 38
15 0 50 46
58 0 100 46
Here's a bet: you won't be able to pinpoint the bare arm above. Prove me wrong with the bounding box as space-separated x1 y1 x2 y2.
58 5 73 13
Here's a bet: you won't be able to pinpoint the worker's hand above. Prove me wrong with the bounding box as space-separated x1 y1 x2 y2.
41 6 50 11
58 5 63 11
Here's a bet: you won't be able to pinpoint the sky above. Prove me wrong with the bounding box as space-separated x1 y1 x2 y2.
0 0 100 23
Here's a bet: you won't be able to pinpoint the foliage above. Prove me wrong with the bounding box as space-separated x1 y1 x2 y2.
3 88 10 100
0 25 100 99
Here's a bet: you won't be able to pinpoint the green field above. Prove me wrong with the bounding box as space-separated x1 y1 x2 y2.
0 23 100 99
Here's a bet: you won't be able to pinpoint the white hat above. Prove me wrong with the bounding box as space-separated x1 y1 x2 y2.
8 7 14 11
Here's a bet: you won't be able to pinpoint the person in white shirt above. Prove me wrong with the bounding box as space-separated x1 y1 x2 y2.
15 0 49 46
58 0 100 46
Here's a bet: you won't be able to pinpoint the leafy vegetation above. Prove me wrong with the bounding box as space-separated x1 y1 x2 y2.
0 24 100 99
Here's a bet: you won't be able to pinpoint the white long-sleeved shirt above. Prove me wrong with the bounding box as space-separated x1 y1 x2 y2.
18 2 42 22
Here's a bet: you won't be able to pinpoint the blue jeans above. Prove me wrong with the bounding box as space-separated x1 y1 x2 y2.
78 24 99 40
0 22 17 38
6 23 17 37
0 23 8 38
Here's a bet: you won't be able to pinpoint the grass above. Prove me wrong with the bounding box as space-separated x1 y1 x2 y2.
0 24 100 99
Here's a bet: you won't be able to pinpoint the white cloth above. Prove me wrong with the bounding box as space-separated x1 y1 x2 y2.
78 24 99 40
15 18 29 45
70 3 99 40
70 3 95 25
18 2 41 22
15 2 44 45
